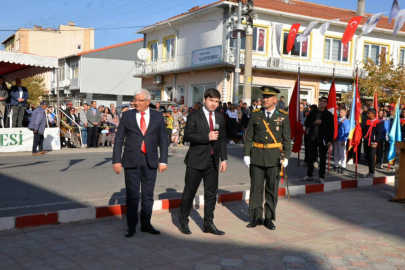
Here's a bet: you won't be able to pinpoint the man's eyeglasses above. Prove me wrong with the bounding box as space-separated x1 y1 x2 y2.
134 99 148 103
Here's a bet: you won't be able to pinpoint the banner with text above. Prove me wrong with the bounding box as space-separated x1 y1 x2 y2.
192 45 222 66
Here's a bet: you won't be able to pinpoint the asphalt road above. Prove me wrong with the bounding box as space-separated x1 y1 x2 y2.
0 145 393 217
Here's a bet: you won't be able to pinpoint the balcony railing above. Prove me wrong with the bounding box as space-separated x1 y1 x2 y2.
134 47 357 78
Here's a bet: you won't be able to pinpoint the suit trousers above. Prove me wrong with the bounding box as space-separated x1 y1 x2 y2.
87 127 98 147
376 140 389 165
12 104 25 127
0 103 5 126
333 141 347 168
179 156 218 227
249 165 280 221
364 144 377 174
307 139 328 178
124 153 157 230
32 132 44 153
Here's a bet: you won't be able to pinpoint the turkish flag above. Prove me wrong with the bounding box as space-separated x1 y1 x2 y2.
288 74 304 153
342 16 362 45
342 43 349 61
258 28 265 50
326 80 338 140
287 23 300 54
373 91 378 110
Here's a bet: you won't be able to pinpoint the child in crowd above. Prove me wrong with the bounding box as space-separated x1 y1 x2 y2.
333 107 350 174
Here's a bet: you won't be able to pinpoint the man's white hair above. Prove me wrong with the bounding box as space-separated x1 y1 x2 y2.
134 89 151 100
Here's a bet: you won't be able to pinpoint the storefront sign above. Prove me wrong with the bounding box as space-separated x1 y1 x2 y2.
192 46 222 66
0 128 61 153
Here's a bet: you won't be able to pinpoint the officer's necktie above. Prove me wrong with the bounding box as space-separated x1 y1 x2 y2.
267 111 271 121
140 112 147 153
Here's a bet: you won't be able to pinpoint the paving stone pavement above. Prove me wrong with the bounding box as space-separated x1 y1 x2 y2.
1 184 405 270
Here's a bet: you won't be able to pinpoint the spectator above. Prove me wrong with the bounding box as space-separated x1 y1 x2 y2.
333 107 349 174
376 109 391 169
129 101 136 110
302 97 334 183
64 102 74 116
226 104 238 144
257 99 262 109
79 104 88 147
47 107 56 127
249 100 258 112
401 108 405 142
165 110 174 148
86 101 101 148
120 106 129 116
111 107 118 118
10 78 29 127
0 77 9 125
28 101 48 156
302 100 308 109
110 114 120 147
361 108 382 178
303 104 317 165
67 107 80 138
99 114 112 147
102 107 114 122
179 110 187 145
155 102 164 112
278 96 286 110
110 103 115 111
188 107 194 114
242 107 250 142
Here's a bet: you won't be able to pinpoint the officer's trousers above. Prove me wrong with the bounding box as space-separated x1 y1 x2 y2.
249 165 280 221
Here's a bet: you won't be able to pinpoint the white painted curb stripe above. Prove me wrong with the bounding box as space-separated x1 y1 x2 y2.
58 207 96 223
0 217 15 231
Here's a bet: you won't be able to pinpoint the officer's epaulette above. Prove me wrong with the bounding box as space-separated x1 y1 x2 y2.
279 109 288 115
252 108 261 113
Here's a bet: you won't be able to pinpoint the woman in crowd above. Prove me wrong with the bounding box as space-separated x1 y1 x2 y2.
226 104 238 144
67 107 80 138
110 114 120 147
102 107 114 122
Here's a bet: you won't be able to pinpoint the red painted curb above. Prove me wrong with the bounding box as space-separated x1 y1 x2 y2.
162 198 182 210
306 184 324 194
342 180 358 189
96 205 127 218
218 192 243 203
15 213 58 229
278 187 286 196
373 177 386 185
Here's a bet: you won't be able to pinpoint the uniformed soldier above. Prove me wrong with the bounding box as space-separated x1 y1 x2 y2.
243 86 291 230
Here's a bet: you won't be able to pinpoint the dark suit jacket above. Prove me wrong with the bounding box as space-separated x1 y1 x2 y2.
184 108 227 170
304 108 334 144
67 113 79 127
112 109 168 169
10 86 29 106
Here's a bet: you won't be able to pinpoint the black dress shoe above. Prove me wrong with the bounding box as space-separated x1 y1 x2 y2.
203 224 225 235
140 225 160 235
246 218 263 228
263 219 276 230
125 229 135 237
178 223 192 235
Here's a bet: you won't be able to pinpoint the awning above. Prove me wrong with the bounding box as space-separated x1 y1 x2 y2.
0 50 58 82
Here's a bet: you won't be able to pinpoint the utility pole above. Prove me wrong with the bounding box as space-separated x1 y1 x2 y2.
233 1 243 104
243 0 255 106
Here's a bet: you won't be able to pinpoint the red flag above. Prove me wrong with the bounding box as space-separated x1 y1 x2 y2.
342 16 362 45
326 80 338 140
258 28 265 50
288 74 304 153
350 74 363 151
373 91 378 110
287 23 300 54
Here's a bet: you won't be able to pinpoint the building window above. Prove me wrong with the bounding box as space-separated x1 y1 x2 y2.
191 84 216 104
148 40 158 62
324 38 350 63
282 31 309 58
150 90 161 101
59 66 65 81
71 64 79 79
363 43 388 63
234 26 267 53
164 36 175 60
77 44 81 50
400 48 405 66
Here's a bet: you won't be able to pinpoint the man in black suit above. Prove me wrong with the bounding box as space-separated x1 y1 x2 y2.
178 88 228 235
113 89 168 238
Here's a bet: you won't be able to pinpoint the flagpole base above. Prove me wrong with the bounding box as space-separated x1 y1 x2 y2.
389 194 405 203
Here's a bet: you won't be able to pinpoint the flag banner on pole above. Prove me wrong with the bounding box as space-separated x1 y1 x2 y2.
389 0 401 24
287 23 301 54
288 73 304 153
342 16 363 45
394 11 405 36
362 13 384 35
319 19 340 36
275 24 283 56
326 80 338 140
347 74 362 151
388 98 402 164
373 91 378 109
297 21 318 43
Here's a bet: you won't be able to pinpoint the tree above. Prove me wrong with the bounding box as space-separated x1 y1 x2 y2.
359 53 405 104
13 75 46 106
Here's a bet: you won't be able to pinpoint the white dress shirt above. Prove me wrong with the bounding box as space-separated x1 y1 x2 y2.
18 86 23 98
135 108 150 129
265 107 276 119
202 106 215 128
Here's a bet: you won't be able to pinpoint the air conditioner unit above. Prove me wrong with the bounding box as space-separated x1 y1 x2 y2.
153 75 163 85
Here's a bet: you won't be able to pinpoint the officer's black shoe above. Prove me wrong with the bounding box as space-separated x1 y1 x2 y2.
263 219 276 230
125 229 135 238
140 225 160 235
332 166 338 172
178 223 192 235
203 224 225 235
246 218 263 228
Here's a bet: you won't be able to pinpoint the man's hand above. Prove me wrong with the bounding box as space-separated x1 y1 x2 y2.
18 98 23 102
33 130 38 134
282 159 288 168
220 161 227 172
0 97 3 101
158 164 167 173
341 142 345 146
93 122 98 126
315 119 322 125
327 142 332 148
371 144 377 149
84 123 88 127
209 131 219 141
244 156 250 168
113 163 122 174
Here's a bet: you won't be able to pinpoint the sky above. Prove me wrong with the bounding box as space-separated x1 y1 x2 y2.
0 0 400 50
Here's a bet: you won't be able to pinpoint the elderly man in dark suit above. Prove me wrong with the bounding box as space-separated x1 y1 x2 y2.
10 78 29 127
113 89 168 238
28 101 48 156
178 88 228 236
85 101 101 148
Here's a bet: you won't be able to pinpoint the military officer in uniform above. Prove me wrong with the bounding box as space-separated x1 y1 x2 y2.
243 86 291 230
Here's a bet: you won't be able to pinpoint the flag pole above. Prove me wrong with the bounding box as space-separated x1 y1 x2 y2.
298 63 301 167
355 144 358 179
355 66 359 179
328 65 335 173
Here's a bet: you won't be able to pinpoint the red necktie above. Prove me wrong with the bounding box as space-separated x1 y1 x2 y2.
140 112 147 153
209 112 214 155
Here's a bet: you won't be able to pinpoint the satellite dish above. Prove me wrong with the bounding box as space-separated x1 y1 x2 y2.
137 48 148 61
